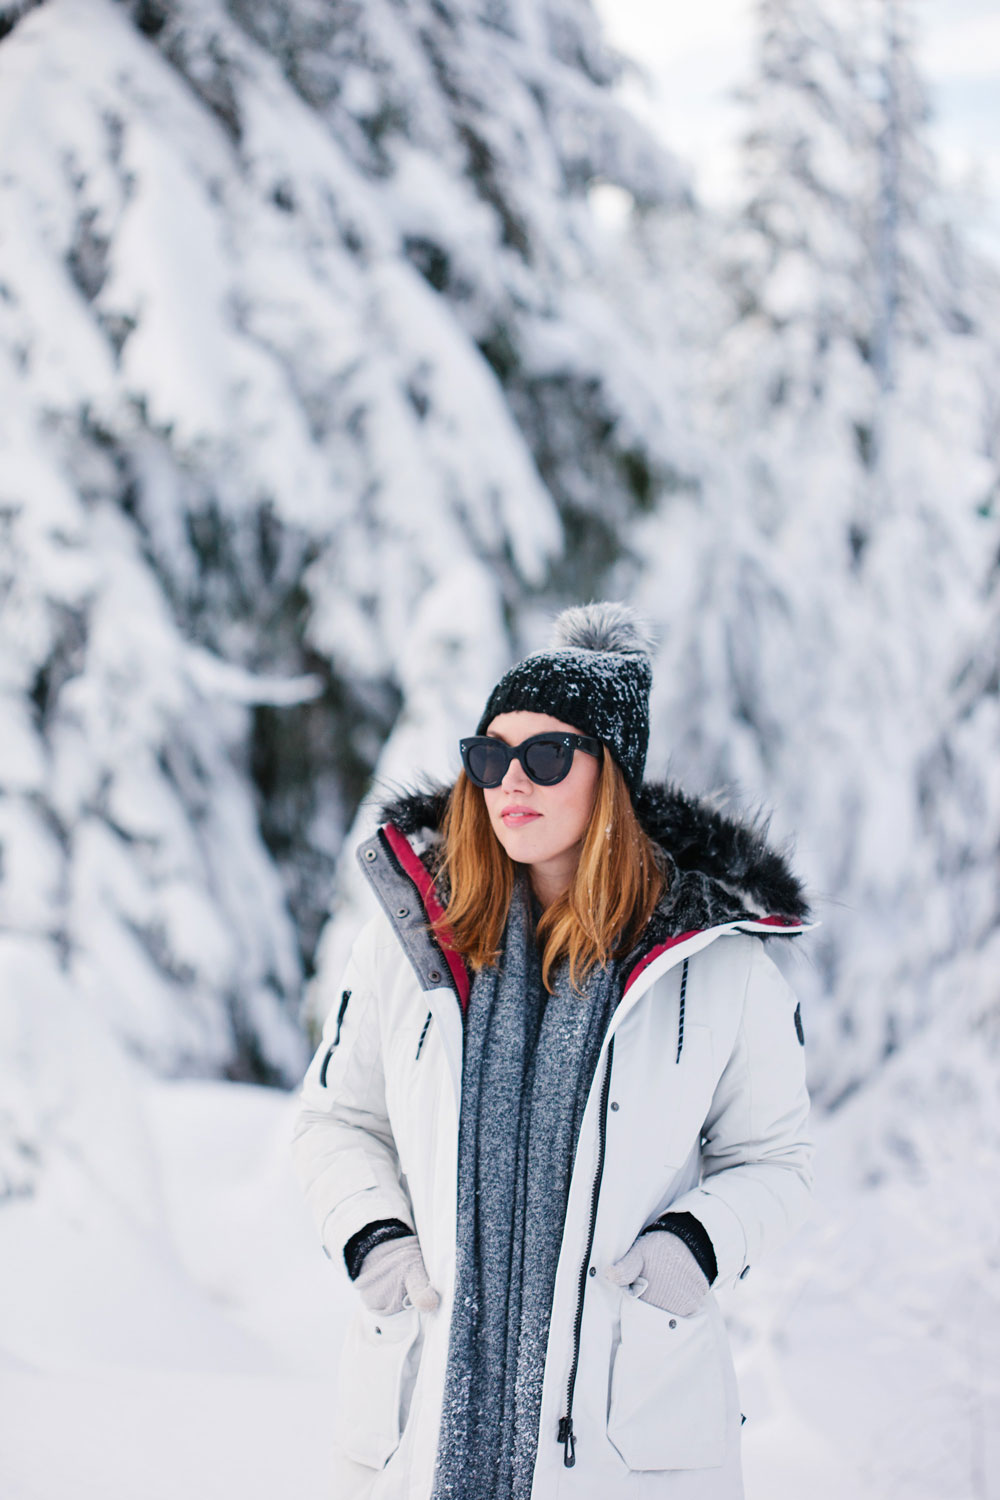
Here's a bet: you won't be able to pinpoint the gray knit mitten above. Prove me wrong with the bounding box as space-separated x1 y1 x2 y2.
354 1233 440 1315
603 1230 709 1316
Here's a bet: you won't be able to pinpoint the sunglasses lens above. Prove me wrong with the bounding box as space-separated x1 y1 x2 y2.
523 738 571 783
465 741 509 786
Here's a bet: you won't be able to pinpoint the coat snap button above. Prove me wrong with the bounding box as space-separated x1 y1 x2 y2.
610 1101 619 1111
588 1266 596 1277
669 1318 677 1328
364 848 377 861
396 906 409 918
428 969 441 983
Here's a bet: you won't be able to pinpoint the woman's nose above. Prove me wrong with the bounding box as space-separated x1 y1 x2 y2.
501 754 531 790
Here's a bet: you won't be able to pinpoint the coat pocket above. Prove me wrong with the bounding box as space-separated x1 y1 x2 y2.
333 1302 423 1469
607 1287 727 1471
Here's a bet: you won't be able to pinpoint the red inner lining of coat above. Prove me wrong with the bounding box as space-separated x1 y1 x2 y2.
621 929 703 997
385 822 802 1014
621 915 803 997
383 823 471 1012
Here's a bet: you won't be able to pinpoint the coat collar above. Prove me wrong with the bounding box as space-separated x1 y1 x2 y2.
360 776 812 1010
374 777 810 921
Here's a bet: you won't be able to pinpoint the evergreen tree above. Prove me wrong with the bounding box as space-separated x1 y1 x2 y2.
633 0 1000 1105
0 0 695 1109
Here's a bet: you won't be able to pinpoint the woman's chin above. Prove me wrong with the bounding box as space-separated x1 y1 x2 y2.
494 826 547 862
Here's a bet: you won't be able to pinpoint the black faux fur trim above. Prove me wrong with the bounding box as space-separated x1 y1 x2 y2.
373 777 810 925
377 781 453 841
633 781 809 923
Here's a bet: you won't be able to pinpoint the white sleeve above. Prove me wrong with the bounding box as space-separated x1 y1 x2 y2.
666 938 815 1289
289 913 414 1270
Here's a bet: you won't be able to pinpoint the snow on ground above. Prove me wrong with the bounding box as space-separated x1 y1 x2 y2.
734 953 1000 1500
0 1079 349 1500
2 1064 995 1499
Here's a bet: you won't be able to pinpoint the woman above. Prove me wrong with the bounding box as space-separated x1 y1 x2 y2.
291 602 815 1500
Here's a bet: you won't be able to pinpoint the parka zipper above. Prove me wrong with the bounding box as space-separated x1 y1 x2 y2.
415 1010 433 1059
558 1035 615 1468
318 989 352 1086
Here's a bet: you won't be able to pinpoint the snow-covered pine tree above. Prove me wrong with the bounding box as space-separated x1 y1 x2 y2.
0 0 699 1202
606 18 1000 1479
628 0 1000 1107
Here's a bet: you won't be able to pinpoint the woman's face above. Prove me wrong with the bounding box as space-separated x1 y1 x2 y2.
480 710 601 905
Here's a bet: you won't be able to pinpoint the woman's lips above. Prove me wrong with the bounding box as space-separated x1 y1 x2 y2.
501 809 541 826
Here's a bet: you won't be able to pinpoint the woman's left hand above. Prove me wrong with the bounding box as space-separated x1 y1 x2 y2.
603 1229 709 1316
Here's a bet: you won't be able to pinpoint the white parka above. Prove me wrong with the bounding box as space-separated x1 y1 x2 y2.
291 788 816 1500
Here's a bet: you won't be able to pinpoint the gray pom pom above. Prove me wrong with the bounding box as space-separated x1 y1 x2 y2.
549 601 656 657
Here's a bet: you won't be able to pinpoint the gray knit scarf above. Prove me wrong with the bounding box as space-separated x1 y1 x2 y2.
430 867 622 1500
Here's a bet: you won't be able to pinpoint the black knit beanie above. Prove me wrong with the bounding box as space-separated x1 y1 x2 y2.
475 601 655 798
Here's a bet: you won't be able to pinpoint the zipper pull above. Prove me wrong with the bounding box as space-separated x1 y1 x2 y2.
557 1416 576 1467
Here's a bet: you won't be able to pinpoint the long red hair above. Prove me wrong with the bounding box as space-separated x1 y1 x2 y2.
430 749 668 993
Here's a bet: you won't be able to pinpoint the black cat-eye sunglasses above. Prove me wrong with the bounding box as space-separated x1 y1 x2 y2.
459 732 603 788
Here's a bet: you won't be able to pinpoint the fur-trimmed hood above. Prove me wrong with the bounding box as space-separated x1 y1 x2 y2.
371 776 811 965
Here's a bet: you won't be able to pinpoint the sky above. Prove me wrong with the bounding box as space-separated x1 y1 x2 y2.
591 0 1000 263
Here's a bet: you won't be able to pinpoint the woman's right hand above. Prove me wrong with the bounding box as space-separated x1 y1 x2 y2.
355 1234 440 1314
